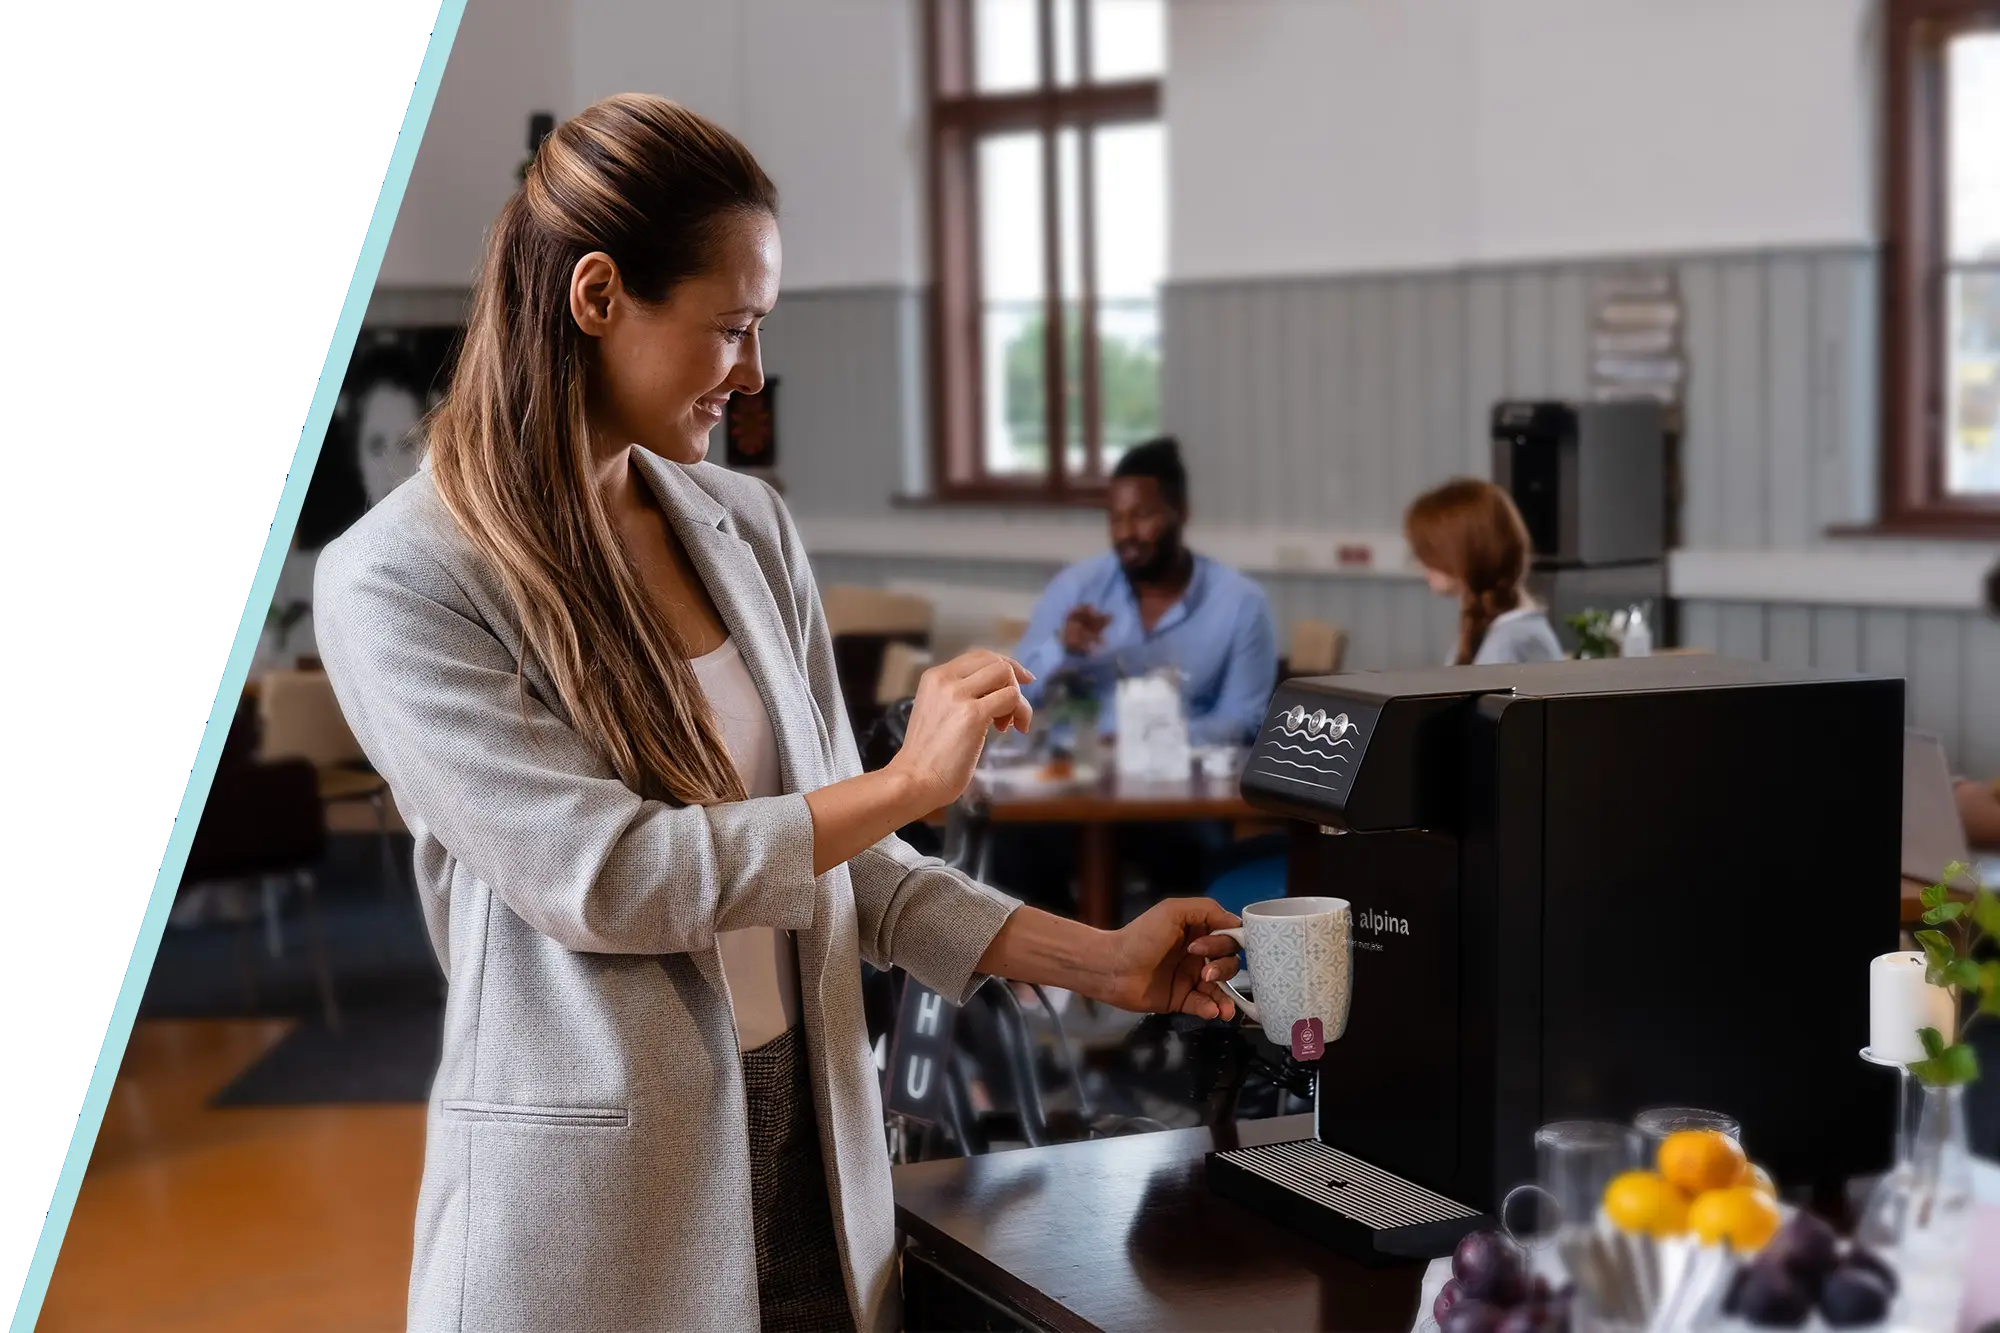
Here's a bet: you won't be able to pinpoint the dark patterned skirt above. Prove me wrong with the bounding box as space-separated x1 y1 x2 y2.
743 1025 856 1333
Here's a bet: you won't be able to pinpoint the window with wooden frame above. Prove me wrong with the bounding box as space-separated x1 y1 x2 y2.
925 0 1165 501
1883 0 2000 530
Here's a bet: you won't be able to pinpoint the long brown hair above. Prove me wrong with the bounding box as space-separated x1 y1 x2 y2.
1404 478 1533 666
427 94 778 806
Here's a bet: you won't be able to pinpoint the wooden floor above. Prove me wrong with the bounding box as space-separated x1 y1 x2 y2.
37 1020 424 1333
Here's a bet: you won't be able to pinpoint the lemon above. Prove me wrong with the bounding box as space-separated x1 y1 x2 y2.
1745 1163 1777 1198
1688 1186 1782 1253
1602 1170 1690 1237
1658 1129 1749 1195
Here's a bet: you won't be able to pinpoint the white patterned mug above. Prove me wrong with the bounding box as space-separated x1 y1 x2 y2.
1215 897 1353 1042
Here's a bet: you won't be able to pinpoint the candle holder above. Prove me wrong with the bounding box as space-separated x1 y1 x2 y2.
1855 1047 1975 1330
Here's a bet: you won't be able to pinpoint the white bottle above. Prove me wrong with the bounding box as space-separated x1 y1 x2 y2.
1622 605 1652 658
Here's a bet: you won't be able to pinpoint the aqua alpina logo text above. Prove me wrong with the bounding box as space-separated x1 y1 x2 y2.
1356 908 1409 936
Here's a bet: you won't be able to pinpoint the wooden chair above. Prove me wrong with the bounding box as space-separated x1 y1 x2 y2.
1280 618 1347 680
181 695 341 1029
823 585 934 742
875 640 935 707
256 669 406 898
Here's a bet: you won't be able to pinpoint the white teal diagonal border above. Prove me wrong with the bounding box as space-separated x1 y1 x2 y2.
7 1 468 1326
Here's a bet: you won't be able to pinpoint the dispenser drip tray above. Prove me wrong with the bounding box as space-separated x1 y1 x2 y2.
1206 1138 1490 1266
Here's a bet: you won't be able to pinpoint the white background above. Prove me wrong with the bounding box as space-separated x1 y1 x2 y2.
0 0 444 1318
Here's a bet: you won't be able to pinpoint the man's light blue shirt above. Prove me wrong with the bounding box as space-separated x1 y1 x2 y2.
1013 551 1278 746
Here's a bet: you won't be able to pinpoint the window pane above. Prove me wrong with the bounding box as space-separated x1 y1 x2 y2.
1950 33 2000 262
1948 271 2000 495
980 133 1047 477
1053 0 1080 86
1059 128 1087 475
1093 122 1164 464
975 0 1040 94
1090 0 1164 83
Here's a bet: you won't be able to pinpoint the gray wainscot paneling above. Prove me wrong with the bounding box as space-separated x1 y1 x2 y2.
728 249 2000 776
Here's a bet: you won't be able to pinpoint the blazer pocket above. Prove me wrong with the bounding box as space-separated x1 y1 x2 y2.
438 1099 629 1129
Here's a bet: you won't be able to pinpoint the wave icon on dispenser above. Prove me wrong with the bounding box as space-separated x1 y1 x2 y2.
1260 705 1359 779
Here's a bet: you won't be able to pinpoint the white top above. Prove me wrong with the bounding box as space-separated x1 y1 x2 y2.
688 637 800 1053
1459 605 1565 667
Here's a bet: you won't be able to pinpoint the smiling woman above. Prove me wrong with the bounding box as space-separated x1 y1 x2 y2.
309 93 1243 1333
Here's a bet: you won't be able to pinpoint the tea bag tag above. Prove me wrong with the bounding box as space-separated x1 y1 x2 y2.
1290 1017 1325 1061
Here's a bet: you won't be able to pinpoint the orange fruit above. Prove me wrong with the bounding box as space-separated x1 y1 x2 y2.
1745 1163 1777 1198
1658 1130 1749 1195
1602 1170 1690 1237
1688 1186 1782 1253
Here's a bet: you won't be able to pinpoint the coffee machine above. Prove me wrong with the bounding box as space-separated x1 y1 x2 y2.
1207 656 1902 1263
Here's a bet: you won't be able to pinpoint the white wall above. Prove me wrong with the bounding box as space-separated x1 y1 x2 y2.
377 0 571 287
380 0 922 292
1167 0 1476 280
1169 0 1878 281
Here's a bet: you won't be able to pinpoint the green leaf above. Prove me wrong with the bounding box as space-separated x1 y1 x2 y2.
1982 964 2000 1017
1945 959 1984 991
1923 902 1969 926
1974 887 2000 939
1915 929 1958 985
1921 880 1950 910
1909 1040 1981 1087
1920 1026 1949 1059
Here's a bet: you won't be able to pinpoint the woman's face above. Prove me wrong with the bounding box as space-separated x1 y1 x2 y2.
356 383 425 506
575 210 781 465
1421 564 1461 598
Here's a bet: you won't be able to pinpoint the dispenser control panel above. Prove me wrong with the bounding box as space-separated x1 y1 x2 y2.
1243 687 1381 812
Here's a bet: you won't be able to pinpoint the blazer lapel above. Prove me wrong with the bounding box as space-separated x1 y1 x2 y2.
632 452 826 799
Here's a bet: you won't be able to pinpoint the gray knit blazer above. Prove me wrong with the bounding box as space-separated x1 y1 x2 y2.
313 451 1020 1332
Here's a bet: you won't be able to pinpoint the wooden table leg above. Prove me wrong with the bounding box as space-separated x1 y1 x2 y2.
1077 823 1117 930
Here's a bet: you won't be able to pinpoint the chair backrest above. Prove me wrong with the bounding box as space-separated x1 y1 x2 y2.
1287 619 1347 677
257 669 365 767
874 640 934 705
990 615 1030 651
822 584 934 637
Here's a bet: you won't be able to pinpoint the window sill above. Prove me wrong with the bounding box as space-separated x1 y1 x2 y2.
1826 514 2000 541
891 489 1108 511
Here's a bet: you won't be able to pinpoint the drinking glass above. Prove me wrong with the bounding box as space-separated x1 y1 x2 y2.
1502 1120 1641 1248
1632 1106 1740 1160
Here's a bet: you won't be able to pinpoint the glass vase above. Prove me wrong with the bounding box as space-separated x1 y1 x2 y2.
1855 1081 1975 1332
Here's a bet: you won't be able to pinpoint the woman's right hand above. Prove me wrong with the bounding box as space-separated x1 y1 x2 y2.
888 650 1035 813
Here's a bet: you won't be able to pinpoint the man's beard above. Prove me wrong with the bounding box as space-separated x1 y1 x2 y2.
1120 533 1185 583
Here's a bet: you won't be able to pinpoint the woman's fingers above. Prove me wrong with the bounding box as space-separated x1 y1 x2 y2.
947 649 1035 685
1186 931 1241 958
959 657 1021 700
1198 954 1242 985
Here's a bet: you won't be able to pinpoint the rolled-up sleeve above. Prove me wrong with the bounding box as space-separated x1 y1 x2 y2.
772 489 1020 1002
314 539 820 956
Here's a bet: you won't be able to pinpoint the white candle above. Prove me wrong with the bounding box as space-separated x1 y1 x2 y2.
1869 951 1958 1066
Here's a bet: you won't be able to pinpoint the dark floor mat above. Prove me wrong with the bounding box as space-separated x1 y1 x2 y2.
210 1004 442 1107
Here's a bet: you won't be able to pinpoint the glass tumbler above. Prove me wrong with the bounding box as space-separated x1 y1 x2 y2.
1502 1119 1642 1248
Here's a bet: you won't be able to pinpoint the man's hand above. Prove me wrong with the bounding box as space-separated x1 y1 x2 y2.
1099 898 1242 1020
1060 604 1111 655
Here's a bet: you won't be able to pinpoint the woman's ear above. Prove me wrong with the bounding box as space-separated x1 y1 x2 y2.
569 252 623 337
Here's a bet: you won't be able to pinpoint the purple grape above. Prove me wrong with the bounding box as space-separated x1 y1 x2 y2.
1451 1230 1526 1305
1440 1301 1504 1333
1840 1245 1899 1297
1763 1212 1839 1285
1721 1263 1752 1315
1818 1265 1893 1328
1493 1308 1542 1333
1435 1278 1465 1321
1735 1263 1812 1329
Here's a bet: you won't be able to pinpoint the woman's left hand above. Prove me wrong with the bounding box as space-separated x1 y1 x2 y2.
1101 898 1243 1020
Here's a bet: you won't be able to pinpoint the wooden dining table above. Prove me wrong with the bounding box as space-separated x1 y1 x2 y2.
961 766 1270 930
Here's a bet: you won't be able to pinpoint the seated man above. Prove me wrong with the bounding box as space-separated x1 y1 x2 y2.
1014 437 1278 747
